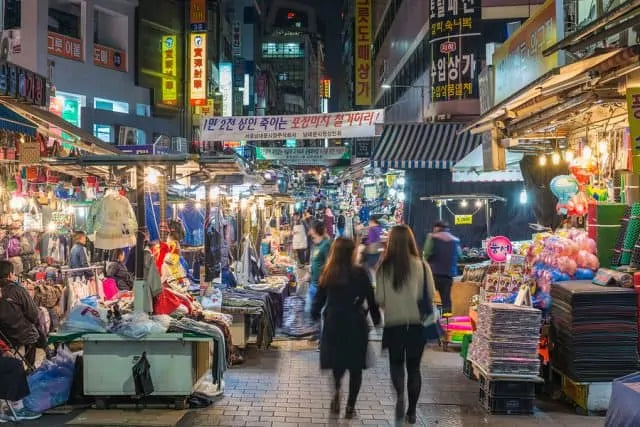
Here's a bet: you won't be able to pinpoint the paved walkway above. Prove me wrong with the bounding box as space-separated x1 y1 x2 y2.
22 340 605 426
178 340 604 427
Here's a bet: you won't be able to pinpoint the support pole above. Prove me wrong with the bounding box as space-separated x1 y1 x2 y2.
204 183 212 282
485 201 491 238
135 165 146 280
158 172 169 241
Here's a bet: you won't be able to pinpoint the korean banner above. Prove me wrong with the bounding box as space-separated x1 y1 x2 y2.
626 87 640 174
255 147 351 166
201 109 384 142
429 0 481 102
47 32 82 62
93 44 126 72
354 0 372 106
190 33 207 106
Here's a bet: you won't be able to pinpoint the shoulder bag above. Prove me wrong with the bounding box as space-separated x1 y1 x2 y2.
419 262 443 342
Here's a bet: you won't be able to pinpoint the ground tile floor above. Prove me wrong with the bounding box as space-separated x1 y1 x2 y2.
24 340 604 427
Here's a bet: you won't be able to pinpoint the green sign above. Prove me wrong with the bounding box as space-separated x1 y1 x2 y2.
255 147 351 166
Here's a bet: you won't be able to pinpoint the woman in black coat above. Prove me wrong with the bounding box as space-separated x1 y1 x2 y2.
312 238 381 419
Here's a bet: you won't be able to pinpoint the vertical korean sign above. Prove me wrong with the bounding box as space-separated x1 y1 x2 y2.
162 35 177 105
190 0 207 32
429 0 481 102
190 33 207 106
626 87 640 174
354 0 372 106
219 62 232 116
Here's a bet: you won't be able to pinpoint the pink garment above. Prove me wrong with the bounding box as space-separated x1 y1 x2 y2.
102 277 119 300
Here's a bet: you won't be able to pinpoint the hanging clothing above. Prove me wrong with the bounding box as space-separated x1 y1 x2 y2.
88 192 137 250
292 224 308 250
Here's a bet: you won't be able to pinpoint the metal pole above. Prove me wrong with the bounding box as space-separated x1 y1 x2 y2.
485 201 491 237
204 183 212 282
420 86 425 123
135 165 146 280
158 173 169 241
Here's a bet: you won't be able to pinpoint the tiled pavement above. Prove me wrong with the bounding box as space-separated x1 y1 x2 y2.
177 340 605 427
23 339 605 427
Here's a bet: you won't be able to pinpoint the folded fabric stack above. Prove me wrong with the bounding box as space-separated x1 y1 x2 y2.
221 288 277 349
550 280 639 382
469 303 541 376
281 296 318 338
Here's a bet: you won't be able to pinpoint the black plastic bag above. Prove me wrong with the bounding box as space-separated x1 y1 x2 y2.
132 352 154 397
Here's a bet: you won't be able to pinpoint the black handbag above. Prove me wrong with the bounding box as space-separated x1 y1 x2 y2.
132 352 154 397
418 262 443 342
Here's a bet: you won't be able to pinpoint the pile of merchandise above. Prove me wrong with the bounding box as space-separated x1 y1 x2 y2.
469 303 542 377
550 281 639 382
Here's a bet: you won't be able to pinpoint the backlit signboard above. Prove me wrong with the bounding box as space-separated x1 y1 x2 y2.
161 35 177 105
219 62 232 116
190 33 207 106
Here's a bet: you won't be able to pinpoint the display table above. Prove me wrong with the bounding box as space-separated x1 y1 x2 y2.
605 372 640 426
50 332 221 407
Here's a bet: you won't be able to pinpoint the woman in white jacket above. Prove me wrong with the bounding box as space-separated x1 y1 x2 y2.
292 213 308 265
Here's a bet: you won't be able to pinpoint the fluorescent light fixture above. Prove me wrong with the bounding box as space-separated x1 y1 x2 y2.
381 84 391 89
243 74 250 106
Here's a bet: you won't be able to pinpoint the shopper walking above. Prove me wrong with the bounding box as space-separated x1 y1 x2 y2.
292 214 308 265
376 225 436 424
336 211 346 238
312 238 381 418
365 217 383 274
422 220 461 314
305 221 331 314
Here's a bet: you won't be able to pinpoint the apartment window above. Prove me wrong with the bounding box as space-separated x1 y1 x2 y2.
136 104 151 117
137 129 146 145
94 97 129 114
49 1 81 39
3 0 21 30
93 124 114 143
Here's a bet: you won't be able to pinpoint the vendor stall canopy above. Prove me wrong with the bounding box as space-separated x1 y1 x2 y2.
462 46 640 146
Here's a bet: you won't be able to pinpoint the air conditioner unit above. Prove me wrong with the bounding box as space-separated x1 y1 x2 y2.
118 126 138 145
0 29 21 63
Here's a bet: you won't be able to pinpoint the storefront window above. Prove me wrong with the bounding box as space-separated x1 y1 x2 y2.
94 97 129 114
136 104 150 117
93 124 113 143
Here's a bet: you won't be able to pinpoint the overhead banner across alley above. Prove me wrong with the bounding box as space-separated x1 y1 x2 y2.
200 109 384 141
255 147 351 166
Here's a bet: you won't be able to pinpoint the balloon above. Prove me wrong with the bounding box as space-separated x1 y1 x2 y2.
550 175 579 202
569 160 597 186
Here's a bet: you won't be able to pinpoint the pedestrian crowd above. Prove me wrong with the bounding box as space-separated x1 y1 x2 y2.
304 218 460 424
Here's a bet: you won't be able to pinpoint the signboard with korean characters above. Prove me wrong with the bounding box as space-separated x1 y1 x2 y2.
161 35 178 106
190 0 207 32
201 109 384 142
255 147 351 166
47 32 82 62
93 44 126 72
429 0 481 102
189 33 207 106
354 0 372 105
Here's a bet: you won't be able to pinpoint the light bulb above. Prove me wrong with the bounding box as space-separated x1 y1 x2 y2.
564 150 575 162
583 146 592 160
552 152 561 165
460 199 468 208
145 168 159 185
519 189 528 204
195 202 202 209
539 155 547 166
475 199 482 208
9 196 25 210
177 203 185 210
598 140 608 154
47 222 56 232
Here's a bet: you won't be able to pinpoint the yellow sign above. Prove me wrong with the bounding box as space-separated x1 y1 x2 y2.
455 215 473 225
161 35 177 105
190 33 207 106
354 0 371 105
626 87 640 173
493 0 558 103
320 79 331 99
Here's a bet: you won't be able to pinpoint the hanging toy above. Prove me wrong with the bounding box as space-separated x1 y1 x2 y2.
550 175 579 215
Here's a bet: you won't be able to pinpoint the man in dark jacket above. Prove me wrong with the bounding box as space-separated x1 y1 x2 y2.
423 221 461 314
0 260 43 366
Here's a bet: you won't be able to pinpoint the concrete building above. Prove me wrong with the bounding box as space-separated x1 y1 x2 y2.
262 0 325 114
372 0 546 123
4 0 182 148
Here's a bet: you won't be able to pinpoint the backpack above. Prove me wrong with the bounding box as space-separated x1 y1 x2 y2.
7 236 21 257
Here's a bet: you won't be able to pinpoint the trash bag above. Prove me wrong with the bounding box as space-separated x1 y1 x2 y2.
132 352 154 397
59 304 107 333
23 347 76 412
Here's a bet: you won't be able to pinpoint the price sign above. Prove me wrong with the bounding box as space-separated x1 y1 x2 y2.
455 214 472 225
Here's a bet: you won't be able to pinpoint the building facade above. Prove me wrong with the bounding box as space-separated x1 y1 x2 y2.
3 0 183 148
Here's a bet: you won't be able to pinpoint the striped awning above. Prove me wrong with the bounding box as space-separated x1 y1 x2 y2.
371 123 482 169
0 104 37 136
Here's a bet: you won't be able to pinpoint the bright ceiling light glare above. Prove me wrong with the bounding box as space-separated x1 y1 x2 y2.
460 199 468 208
145 168 160 185
552 151 561 165
598 140 608 154
583 146 593 160
475 199 482 208
539 155 547 166
209 186 220 200
564 150 575 162
520 189 528 204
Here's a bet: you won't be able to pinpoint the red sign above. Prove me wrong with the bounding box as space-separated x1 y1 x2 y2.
47 32 83 61
440 41 457 54
486 236 513 263
93 44 127 72
189 33 207 106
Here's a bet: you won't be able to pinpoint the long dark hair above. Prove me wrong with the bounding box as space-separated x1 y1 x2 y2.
319 238 356 288
379 225 420 290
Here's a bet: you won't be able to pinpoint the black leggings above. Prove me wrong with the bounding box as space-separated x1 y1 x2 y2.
332 368 363 408
389 346 425 416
